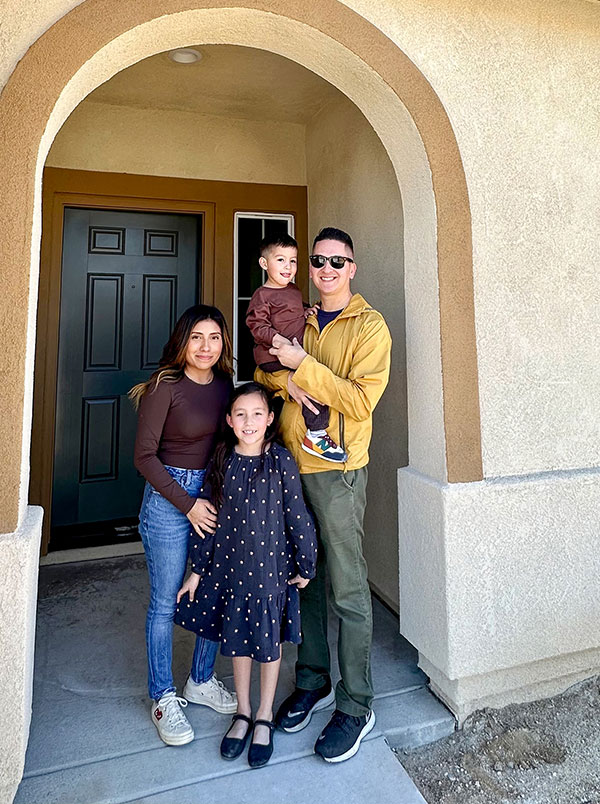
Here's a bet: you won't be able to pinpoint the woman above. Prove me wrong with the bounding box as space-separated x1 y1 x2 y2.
131 304 237 746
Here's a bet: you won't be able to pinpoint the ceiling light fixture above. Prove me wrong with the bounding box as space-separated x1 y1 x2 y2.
168 48 202 64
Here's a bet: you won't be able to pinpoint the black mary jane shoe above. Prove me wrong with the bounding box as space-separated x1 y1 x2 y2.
220 714 253 760
248 719 276 768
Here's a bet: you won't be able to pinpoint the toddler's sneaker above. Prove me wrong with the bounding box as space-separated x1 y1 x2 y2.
151 691 194 746
183 673 238 714
302 430 347 463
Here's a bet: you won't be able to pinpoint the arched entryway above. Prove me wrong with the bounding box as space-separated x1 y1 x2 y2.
0 0 481 536
0 1 480 796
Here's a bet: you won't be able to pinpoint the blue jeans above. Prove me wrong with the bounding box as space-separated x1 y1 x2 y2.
139 465 219 701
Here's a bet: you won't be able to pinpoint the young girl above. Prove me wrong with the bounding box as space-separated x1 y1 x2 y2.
175 382 317 768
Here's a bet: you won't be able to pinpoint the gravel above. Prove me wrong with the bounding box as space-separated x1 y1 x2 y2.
399 676 600 804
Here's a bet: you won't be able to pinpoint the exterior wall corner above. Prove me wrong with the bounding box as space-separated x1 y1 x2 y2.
0 505 43 802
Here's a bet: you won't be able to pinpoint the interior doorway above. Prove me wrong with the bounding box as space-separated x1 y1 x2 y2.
50 207 201 551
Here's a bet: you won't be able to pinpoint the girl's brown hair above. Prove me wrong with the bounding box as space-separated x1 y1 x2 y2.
128 304 233 408
206 382 279 509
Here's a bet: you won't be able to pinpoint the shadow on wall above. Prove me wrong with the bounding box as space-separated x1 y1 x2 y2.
306 92 407 610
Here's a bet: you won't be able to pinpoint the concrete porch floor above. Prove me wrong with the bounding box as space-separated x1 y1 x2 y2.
16 555 454 804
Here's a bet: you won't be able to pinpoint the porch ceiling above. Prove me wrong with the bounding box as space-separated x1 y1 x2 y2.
88 44 341 124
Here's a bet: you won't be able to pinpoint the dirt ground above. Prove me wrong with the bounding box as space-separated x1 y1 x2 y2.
399 676 600 804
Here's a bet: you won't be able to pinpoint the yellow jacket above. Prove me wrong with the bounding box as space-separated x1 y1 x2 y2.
255 293 391 474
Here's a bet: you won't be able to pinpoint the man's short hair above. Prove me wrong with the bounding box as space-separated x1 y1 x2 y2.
259 233 298 257
312 227 354 256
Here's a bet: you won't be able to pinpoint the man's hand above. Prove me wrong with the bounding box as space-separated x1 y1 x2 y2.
287 373 321 416
270 336 307 370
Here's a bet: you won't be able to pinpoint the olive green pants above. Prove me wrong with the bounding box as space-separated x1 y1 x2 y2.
297 467 373 716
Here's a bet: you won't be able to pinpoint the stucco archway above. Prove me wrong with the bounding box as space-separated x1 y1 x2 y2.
0 5 482 794
0 0 481 536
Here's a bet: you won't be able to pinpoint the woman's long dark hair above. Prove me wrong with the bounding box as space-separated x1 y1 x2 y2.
206 382 279 508
129 304 233 408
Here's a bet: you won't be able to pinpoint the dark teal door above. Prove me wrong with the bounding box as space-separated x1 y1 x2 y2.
52 208 200 531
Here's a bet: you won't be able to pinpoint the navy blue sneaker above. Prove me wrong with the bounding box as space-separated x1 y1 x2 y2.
314 709 376 762
275 681 335 733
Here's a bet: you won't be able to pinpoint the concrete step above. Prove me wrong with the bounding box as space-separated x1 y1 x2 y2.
16 689 447 804
128 737 427 804
376 687 455 750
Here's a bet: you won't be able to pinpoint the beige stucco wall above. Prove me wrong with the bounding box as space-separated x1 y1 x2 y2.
46 99 307 184
0 0 85 87
346 0 600 479
399 465 600 720
306 93 406 610
0 506 42 804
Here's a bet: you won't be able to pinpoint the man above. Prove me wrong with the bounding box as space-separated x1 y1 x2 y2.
256 226 392 763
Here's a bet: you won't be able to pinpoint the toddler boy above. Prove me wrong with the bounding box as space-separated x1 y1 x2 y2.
246 233 347 463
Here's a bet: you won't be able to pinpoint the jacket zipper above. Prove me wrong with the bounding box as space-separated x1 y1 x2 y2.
307 299 372 468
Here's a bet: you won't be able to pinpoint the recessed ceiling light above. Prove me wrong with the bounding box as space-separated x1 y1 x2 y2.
168 48 202 64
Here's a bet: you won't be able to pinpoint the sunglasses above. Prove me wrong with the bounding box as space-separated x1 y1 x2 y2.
308 254 354 270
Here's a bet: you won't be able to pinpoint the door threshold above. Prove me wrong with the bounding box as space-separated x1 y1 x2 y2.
40 541 145 566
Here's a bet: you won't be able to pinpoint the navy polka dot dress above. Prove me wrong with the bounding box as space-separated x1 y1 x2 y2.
175 443 317 663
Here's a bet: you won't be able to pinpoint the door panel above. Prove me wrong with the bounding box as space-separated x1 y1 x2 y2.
52 208 200 529
142 276 177 369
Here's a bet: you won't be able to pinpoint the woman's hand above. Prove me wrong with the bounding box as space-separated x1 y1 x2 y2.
287 373 321 416
177 572 201 603
186 498 217 538
288 574 310 589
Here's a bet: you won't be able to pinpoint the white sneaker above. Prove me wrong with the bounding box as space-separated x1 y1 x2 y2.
183 674 238 714
151 691 194 746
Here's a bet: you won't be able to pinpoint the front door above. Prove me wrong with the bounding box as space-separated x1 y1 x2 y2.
52 208 200 542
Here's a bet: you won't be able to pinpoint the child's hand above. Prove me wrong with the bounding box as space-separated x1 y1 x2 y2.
272 332 291 349
304 302 320 319
288 574 310 589
177 572 201 604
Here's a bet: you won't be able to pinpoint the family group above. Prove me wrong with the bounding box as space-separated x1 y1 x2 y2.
131 226 392 768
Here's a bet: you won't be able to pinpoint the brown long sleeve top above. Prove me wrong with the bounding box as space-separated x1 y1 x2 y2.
246 284 306 367
133 372 232 513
